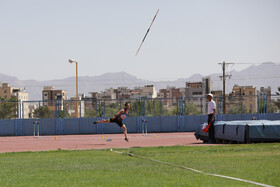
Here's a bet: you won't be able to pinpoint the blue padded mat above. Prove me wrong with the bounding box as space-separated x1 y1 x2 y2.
215 120 280 142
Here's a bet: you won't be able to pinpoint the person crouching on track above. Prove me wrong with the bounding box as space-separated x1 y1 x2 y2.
93 102 130 142
206 93 216 143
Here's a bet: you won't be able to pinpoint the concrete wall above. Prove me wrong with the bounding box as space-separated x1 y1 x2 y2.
0 113 279 136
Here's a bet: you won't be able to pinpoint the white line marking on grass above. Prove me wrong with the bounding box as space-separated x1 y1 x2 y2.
110 149 274 187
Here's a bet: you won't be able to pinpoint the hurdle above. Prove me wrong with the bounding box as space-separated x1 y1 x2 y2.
33 121 40 137
142 119 148 136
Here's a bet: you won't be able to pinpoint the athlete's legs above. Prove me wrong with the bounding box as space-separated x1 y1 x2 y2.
121 125 128 140
94 119 128 141
93 119 110 124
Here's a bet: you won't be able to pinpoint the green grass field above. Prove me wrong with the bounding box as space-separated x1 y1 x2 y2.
0 143 279 187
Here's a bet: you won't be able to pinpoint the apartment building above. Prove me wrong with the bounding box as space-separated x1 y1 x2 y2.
211 90 223 98
0 83 28 100
116 87 131 99
131 85 157 99
42 86 67 110
185 77 212 98
158 86 183 107
185 76 212 114
67 96 85 118
259 86 271 100
93 88 117 101
0 82 29 118
229 85 257 113
92 85 157 101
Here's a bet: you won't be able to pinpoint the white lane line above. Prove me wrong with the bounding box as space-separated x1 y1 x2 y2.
110 149 274 187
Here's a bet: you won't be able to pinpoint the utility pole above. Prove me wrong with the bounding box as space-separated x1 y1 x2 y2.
218 61 234 114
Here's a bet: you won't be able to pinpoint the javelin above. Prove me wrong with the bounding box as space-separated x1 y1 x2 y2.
135 9 159 56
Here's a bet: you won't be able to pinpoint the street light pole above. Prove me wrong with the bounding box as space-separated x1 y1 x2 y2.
69 59 79 118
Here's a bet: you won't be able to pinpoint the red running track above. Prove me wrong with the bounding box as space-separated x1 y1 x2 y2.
0 132 207 153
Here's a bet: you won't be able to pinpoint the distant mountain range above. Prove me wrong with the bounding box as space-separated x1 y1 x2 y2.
0 62 279 100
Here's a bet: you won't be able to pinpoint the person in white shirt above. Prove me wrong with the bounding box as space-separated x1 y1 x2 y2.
207 93 216 143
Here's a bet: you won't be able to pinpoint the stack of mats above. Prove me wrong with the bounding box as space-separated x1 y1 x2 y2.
195 120 280 143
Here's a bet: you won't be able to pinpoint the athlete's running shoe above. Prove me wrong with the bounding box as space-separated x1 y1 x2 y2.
124 138 129 142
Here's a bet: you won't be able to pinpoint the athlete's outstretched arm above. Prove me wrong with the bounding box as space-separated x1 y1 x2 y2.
113 109 124 119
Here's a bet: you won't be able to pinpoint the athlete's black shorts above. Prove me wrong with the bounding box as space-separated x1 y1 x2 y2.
109 118 124 127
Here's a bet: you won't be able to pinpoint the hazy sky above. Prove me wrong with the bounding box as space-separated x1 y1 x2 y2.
0 0 279 81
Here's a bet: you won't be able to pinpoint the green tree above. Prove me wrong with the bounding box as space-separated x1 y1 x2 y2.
171 102 201 116
185 102 201 115
105 103 121 117
104 107 118 118
267 103 278 113
170 107 178 116
0 98 17 119
129 99 169 117
57 110 71 118
227 104 248 114
259 102 278 113
145 100 162 116
126 100 144 117
127 101 138 117
33 106 52 118
162 107 172 116
84 110 97 118
274 87 280 109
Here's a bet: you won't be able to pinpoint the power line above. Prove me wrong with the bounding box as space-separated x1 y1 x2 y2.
234 62 280 64
211 74 280 81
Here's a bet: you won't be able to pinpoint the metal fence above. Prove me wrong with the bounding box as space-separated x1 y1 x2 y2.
0 94 280 119
214 94 280 114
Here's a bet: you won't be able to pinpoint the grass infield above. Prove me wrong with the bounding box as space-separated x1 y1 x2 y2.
0 143 279 186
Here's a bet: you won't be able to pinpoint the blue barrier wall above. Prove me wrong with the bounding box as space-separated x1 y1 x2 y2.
0 119 16 136
0 113 279 136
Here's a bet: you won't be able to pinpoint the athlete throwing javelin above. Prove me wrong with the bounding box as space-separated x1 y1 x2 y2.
93 102 130 142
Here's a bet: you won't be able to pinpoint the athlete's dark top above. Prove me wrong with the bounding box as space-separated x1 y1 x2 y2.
117 108 128 121
109 108 128 127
